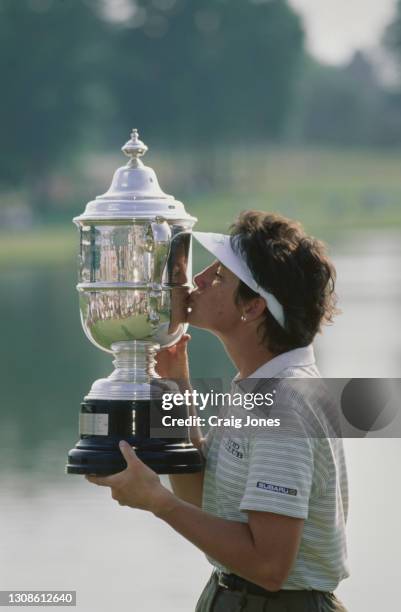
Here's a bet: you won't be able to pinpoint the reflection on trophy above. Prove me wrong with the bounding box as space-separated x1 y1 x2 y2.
66 129 203 475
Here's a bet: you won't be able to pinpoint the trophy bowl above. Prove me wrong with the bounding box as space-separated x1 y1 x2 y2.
66 130 203 475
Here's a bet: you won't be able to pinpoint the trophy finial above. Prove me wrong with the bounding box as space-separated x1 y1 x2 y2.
121 128 148 167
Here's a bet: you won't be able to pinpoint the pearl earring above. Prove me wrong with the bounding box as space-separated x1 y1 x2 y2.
241 315 247 322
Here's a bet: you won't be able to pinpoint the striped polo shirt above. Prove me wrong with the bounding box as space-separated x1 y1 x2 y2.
201 345 350 592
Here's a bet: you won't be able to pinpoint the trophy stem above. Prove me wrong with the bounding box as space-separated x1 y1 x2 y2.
85 341 160 401
110 341 160 385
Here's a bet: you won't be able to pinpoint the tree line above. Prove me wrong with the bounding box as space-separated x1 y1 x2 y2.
1 0 401 196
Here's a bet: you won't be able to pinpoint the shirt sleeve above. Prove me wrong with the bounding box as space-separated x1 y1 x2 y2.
239 433 315 519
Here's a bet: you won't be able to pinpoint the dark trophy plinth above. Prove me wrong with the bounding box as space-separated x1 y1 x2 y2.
66 398 202 475
66 129 202 475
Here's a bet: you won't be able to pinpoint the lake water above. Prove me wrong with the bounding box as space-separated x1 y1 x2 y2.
0 231 400 611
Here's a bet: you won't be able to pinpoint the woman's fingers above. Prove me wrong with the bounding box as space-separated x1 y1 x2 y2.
155 334 191 378
175 333 191 349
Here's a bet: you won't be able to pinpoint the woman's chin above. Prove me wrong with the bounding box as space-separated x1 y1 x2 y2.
186 312 210 331
186 308 199 327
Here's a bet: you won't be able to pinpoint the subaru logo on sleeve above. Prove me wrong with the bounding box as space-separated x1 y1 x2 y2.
257 481 298 496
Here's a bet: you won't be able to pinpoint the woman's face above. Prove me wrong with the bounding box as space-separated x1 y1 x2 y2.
187 260 241 333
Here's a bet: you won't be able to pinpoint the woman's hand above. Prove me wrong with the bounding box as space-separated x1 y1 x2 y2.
155 333 191 384
86 441 176 515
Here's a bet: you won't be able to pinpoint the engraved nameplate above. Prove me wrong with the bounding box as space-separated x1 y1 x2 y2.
79 413 109 436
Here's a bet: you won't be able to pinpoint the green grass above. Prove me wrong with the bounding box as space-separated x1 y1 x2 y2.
0 227 75 267
1 147 400 267
186 148 401 235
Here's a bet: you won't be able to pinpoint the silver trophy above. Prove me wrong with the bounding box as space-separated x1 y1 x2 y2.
66 129 202 475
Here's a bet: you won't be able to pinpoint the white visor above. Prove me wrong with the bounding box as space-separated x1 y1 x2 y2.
192 231 285 329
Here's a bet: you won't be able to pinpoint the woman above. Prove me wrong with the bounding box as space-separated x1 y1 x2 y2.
87 211 350 612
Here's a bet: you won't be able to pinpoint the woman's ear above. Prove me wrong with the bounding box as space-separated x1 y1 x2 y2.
242 297 266 321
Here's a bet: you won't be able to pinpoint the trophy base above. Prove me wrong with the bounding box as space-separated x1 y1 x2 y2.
66 398 203 475
66 444 203 475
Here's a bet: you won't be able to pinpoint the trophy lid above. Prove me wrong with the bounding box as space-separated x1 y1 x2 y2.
74 129 196 225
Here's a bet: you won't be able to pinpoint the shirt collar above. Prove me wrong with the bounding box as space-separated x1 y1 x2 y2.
233 344 316 381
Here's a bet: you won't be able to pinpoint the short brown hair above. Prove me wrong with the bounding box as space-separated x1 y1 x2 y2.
230 211 338 355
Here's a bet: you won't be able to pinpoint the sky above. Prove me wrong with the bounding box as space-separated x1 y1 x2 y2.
288 0 398 64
